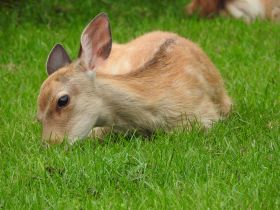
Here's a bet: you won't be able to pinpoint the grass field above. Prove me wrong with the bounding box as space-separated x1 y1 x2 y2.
0 0 279 209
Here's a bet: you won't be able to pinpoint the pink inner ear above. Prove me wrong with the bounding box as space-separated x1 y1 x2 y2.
80 13 112 71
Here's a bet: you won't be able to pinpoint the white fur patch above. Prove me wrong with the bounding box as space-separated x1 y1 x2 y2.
226 0 265 22
86 70 96 78
68 114 96 144
67 95 104 144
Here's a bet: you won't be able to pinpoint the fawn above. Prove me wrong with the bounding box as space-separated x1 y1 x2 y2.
37 13 232 145
186 0 280 22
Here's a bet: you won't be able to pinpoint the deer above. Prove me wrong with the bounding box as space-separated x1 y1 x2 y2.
37 13 232 145
185 0 280 22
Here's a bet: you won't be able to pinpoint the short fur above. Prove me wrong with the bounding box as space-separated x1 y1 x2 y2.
37 13 232 145
186 0 228 17
186 0 280 22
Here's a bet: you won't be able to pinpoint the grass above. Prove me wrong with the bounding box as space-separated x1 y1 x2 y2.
0 0 279 209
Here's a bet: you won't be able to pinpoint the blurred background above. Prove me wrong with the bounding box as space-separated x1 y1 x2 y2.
0 0 187 31
0 0 198 62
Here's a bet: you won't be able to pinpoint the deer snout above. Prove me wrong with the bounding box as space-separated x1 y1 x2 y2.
42 129 65 145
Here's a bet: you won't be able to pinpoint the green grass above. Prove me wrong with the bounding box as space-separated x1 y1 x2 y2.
0 0 280 209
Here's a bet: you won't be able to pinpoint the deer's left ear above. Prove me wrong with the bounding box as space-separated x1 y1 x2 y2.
46 44 71 76
78 13 112 71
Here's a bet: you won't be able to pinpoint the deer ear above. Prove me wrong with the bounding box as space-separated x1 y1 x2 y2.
46 44 71 75
78 13 112 71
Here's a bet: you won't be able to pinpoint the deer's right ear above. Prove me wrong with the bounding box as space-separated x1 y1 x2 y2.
46 44 71 76
78 13 112 71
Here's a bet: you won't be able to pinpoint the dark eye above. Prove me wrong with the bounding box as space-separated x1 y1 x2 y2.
57 95 69 108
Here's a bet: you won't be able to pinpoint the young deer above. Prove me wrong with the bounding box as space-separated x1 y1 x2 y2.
186 0 280 22
37 13 232 145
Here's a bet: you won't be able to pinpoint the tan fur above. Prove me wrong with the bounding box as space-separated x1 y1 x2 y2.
265 0 280 20
37 31 232 145
186 0 280 22
186 0 228 17
98 31 180 75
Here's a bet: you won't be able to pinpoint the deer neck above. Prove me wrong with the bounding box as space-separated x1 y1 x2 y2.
91 38 176 132
94 74 158 134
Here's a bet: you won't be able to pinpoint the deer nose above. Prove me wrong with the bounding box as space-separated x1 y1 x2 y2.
42 132 64 145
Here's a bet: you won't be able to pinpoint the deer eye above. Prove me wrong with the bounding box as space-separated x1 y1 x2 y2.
57 95 69 108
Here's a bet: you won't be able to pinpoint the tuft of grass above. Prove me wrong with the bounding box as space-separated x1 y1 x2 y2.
0 0 279 209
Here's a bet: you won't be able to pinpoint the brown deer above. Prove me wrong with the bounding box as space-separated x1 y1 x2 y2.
186 0 280 22
37 13 232 145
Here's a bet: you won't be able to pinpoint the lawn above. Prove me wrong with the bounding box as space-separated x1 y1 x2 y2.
0 0 279 209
